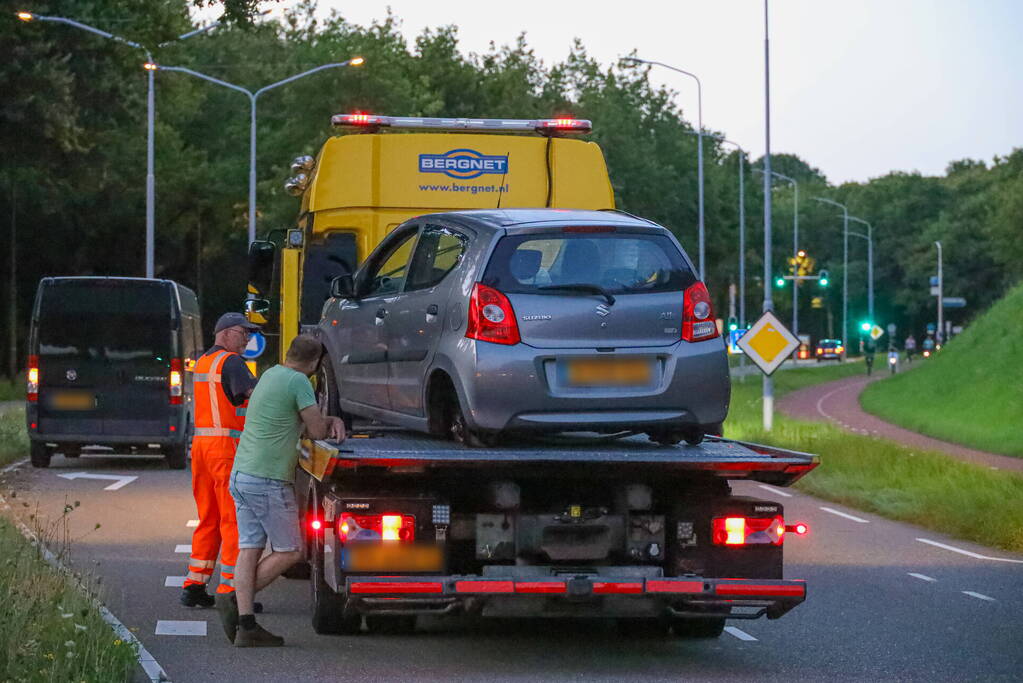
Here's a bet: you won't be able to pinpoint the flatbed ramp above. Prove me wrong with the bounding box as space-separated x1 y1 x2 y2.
300 432 818 486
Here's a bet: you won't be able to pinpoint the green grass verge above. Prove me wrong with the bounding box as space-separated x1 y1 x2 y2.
0 374 24 402
859 281 1023 457
724 363 1023 553
0 406 28 469
0 516 137 681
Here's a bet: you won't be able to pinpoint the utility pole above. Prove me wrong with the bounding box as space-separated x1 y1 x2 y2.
8 184 15 379
935 241 943 344
762 0 774 431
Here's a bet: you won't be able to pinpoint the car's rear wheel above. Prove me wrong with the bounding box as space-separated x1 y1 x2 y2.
30 442 51 468
449 398 494 448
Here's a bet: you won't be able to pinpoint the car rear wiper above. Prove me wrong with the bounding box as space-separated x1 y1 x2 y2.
536 283 615 306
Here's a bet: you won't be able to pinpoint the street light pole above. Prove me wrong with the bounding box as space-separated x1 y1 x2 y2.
754 168 799 335
17 12 218 278
762 0 774 431
935 241 943 344
153 58 364 245
620 56 705 279
717 139 747 328
847 216 874 322
811 197 849 350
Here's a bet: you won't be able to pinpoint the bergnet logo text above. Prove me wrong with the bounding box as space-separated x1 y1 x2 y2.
419 149 509 179
419 183 510 195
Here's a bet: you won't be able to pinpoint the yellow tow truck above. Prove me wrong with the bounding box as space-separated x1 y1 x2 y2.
245 114 614 360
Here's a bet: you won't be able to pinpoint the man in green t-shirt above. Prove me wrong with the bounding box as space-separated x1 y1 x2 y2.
220 334 345 647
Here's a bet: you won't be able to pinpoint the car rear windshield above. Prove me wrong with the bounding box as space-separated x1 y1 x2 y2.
37 281 173 361
482 230 697 295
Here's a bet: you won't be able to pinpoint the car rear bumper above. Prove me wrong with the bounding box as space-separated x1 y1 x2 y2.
341 574 806 620
459 338 729 432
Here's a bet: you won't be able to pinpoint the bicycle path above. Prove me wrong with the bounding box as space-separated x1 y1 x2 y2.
776 373 1023 474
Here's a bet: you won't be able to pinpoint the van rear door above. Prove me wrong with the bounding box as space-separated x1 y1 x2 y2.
36 279 176 439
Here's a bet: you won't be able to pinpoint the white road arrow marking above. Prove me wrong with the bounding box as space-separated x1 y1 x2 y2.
57 472 138 491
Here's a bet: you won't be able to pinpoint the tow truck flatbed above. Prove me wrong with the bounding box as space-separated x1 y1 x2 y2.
300 432 818 487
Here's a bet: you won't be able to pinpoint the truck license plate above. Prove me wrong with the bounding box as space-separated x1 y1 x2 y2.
344 544 443 572
50 391 96 411
566 358 652 387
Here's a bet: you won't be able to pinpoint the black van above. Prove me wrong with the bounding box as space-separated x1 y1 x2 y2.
26 277 201 469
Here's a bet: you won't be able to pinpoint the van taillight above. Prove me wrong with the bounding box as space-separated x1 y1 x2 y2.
27 355 38 403
682 282 719 342
169 358 183 405
337 513 415 543
712 516 786 546
466 283 520 346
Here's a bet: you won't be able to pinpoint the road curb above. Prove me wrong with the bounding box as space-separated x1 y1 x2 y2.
0 461 171 682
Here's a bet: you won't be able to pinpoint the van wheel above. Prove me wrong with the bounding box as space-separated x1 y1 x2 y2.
316 358 353 435
166 444 188 470
30 442 51 468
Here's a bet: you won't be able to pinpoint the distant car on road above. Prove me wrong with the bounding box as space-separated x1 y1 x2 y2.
26 277 200 469
815 338 844 361
316 209 730 447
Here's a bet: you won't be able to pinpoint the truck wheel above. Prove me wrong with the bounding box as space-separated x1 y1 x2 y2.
166 444 188 470
310 519 360 634
316 358 353 435
365 615 416 635
671 617 725 638
30 442 51 468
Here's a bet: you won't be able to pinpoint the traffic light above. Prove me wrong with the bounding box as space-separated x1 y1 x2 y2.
727 316 738 332
818 269 829 287
860 321 872 333
775 276 786 288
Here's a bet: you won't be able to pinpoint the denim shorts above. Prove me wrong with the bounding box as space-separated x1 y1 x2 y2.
228 471 301 552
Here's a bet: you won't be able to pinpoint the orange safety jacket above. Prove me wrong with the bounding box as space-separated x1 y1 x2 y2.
183 350 249 592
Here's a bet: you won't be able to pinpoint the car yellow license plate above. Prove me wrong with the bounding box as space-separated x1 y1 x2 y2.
50 391 95 410
566 358 652 386
345 544 443 572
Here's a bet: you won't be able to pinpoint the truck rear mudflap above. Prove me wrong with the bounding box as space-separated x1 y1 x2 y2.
343 574 806 621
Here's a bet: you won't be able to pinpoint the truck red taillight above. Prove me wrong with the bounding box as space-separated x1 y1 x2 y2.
466 283 520 346
26 355 39 403
712 515 786 546
169 358 183 405
682 282 719 342
337 513 415 543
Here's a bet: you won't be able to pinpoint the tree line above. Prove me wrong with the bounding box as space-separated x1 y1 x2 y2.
2 0 1020 376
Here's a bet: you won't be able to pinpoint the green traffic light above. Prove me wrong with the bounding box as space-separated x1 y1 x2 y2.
728 323 738 332
860 321 872 332
819 277 829 287
775 277 786 288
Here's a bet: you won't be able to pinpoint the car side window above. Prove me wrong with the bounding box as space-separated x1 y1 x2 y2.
406 226 469 291
362 230 419 298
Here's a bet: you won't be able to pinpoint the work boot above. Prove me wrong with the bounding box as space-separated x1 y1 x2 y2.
180 584 215 608
235 622 284 648
215 593 239 643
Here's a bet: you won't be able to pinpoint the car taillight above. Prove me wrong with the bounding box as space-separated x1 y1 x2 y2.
682 282 719 342
337 513 415 543
466 283 520 346
711 515 786 546
169 358 183 405
27 355 39 403
836 346 844 353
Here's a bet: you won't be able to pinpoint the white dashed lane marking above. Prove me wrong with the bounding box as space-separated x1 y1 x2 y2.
819 507 869 523
724 626 758 641
757 484 793 498
962 591 996 602
164 576 186 587
174 544 192 554
186 519 199 528
908 573 937 582
917 538 1023 564
155 620 207 636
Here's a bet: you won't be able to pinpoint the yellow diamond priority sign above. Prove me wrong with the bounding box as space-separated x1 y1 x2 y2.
870 325 884 341
737 311 801 376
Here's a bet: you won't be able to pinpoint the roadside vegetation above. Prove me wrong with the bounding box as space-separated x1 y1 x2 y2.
860 281 1023 458
0 405 28 468
0 513 137 681
725 363 1023 553
0 374 24 401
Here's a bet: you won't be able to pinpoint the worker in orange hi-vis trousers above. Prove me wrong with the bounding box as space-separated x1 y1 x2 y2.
180 313 259 608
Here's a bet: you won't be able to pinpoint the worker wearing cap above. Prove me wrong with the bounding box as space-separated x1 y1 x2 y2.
180 313 260 608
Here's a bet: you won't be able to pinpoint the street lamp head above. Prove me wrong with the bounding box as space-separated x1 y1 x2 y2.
16 11 33 21
348 56 365 67
143 62 158 71
618 56 646 68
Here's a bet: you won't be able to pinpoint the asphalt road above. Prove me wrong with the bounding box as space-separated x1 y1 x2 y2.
3 451 1022 682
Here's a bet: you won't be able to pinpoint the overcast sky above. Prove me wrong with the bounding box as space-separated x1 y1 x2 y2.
242 0 1023 185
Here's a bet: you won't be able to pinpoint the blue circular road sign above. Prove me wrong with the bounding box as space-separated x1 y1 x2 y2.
242 331 267 359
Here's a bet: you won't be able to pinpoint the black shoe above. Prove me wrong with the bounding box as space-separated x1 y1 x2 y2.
235 622 284 648
180 585 215 608
215 593 239 643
